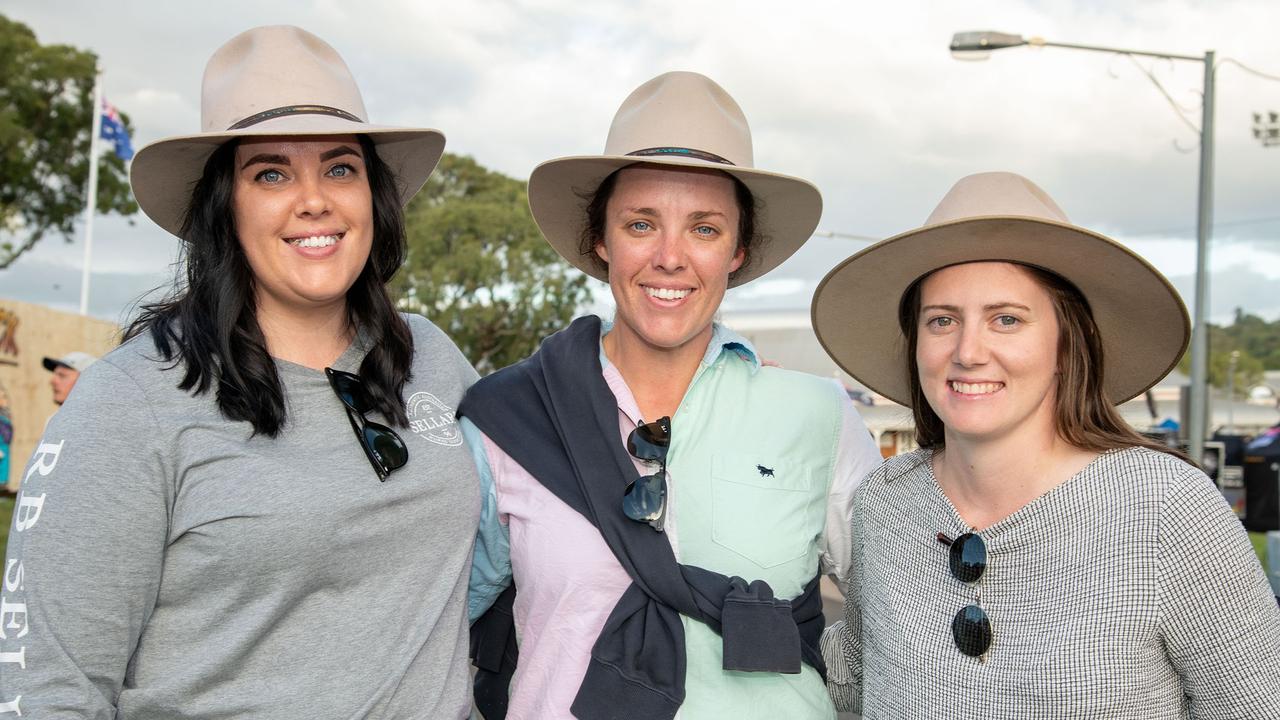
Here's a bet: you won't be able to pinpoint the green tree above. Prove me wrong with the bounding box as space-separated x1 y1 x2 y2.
0 14 137 269
1178 309 1271 394
394 154 593 373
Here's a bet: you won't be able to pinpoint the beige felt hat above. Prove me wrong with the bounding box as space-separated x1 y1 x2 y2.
527 71 822 287
811 171 1189 406
130 25 446 238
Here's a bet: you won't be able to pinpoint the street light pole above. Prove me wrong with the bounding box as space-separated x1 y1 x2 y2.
950 31 1216 462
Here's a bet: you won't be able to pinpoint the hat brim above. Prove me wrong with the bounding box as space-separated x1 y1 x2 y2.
130 113 445 238
527 154 822 288
41 357 64 372
811 215 1190 407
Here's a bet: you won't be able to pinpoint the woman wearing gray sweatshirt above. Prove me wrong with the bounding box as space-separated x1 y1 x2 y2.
1 26 479 719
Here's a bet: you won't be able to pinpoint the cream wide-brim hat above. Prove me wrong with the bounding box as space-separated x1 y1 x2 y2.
811 171 1190 407
129 25 445 239
527 71 822 287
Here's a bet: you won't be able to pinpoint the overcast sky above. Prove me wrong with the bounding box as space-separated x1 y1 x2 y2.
1 0 1278 325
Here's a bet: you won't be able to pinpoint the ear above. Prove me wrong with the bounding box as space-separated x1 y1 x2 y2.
593 240 610 265
728 244 746 274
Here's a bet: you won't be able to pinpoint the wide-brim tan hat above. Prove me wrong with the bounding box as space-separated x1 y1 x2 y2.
811 171 1189 406
130 25 445 238
527 71 822 287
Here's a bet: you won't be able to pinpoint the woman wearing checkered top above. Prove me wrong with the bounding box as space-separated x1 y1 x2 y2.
810 172 1280 718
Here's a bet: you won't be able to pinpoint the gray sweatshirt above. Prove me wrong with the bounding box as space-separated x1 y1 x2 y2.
0 314 480 719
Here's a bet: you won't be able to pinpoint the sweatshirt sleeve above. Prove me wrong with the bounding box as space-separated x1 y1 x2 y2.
1157 464 1280 717
1 359 170 718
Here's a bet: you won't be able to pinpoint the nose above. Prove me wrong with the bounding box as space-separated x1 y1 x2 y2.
652 227 686 273
952 323 989 368
294 173 330 218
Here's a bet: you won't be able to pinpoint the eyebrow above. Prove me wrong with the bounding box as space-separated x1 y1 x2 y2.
240 146 361 170
620 208 728 220
241 153 289 170
320 145 361 162
921 302 1033 313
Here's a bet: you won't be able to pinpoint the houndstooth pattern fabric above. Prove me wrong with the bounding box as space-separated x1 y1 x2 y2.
821 446 1280 719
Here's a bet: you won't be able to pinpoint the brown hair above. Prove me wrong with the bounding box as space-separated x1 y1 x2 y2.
899 262 1185 459
577 165 759 280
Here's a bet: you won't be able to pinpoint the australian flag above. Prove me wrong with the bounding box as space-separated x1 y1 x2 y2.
99 98 134 161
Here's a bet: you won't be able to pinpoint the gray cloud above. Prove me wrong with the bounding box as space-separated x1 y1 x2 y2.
2 0 1277 323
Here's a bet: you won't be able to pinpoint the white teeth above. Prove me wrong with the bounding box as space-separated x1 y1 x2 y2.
645 286 691 301
951 381 1002 395
290 234 340 248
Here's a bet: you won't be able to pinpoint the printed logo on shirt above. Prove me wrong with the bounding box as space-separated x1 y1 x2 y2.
406 392 462 447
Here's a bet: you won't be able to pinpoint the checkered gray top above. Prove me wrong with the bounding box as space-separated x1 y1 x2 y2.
821 446 1280 719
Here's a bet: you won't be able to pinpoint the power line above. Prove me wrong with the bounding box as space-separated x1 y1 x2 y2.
1219 58 1280 83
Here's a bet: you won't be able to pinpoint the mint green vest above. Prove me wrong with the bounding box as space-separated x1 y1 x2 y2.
668 350 842 719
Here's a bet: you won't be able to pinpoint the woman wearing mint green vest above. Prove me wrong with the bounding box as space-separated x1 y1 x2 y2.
461 72 882 720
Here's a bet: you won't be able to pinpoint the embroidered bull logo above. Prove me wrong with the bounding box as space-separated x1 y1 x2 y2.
757 465 775 478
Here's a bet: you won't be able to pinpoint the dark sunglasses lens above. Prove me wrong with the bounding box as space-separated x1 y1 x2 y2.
949 532 987 583
952 604 992 657
623 471 666 522
627 419 670 463
362 422 408 472
327 369 373 412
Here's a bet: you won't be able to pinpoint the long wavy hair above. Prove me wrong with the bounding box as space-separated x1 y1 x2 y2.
899 262 1183 459
125 135 413 437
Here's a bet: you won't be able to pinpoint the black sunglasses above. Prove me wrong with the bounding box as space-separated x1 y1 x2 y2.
937 531 992 657
624 416 670 532
325 367 409 481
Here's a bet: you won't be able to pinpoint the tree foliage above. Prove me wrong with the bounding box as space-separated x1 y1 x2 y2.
394 154 593 373
0 14 137 269
1178 308 1280 396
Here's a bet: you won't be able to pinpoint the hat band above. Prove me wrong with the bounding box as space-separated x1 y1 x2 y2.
626 147 734 165
227 104 364 131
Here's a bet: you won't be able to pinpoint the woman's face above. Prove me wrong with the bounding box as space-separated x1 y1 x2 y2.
595 165 744 354
232 135 373 318
915 262 1061 446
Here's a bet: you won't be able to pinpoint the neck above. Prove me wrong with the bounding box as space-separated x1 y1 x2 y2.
602 320 713 422
933 418 1098 531
255 296 354 370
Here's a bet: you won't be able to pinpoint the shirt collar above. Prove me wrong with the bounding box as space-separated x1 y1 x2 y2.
598 318 761 375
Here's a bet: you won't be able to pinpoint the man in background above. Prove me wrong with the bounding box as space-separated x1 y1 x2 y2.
43 351 97 406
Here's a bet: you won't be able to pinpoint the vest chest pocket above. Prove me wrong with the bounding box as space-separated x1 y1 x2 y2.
710 454 825 569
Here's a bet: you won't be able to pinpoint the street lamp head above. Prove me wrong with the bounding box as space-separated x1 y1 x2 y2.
950 30 1027 60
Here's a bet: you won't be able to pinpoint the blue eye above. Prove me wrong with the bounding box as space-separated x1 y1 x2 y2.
328 163 355 178
256 169 285 183
630 221 652 232
996 315 1019 327
693 225 717 237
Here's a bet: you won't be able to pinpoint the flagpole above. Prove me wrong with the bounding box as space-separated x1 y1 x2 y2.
79 71 103 317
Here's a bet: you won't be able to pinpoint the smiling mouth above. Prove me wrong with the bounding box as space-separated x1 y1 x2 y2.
950 381 1003 395
644 286 691 301
286 232 344 248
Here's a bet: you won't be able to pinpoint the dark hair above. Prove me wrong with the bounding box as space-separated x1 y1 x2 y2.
124 134 413 437
577 165 760 280
899 262 1184 459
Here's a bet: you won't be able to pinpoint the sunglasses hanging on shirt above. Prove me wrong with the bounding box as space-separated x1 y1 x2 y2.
325 367 409 481
624 416 670 531
937 531 992 657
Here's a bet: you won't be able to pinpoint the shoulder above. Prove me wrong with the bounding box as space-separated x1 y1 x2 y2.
752 363 847 404
400 312 478 385
869 448 931 486
74 331 182 400
401 312 453 349
1093 445 1208 497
